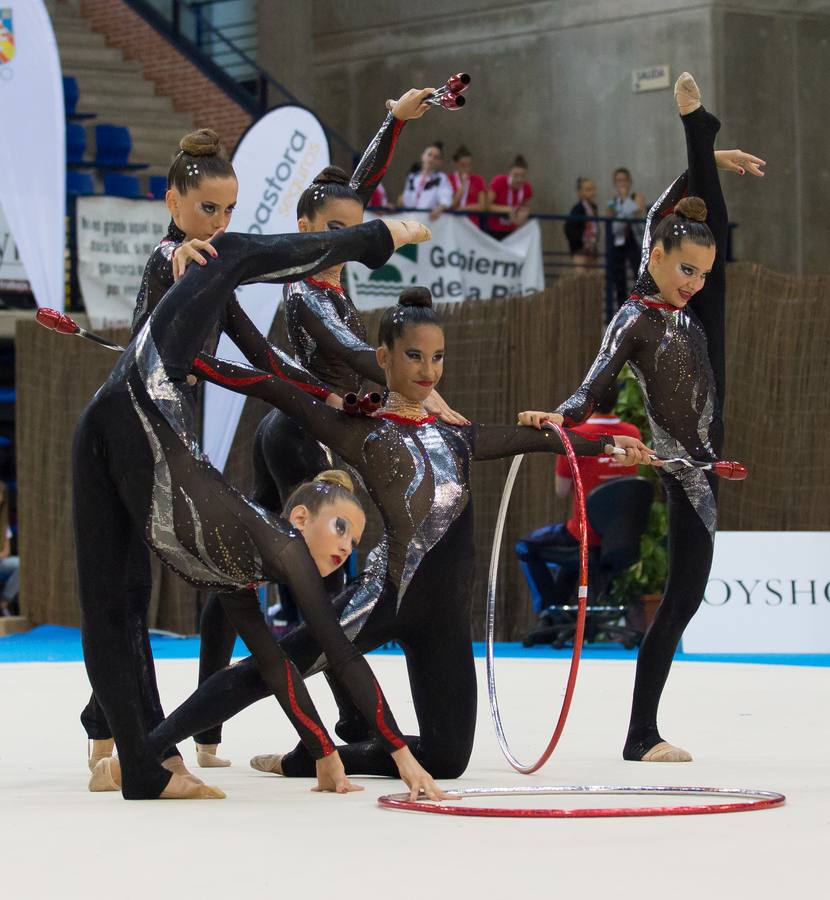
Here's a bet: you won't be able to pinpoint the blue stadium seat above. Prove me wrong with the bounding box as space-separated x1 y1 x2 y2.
67 171 95 196
148 175 168 199
66 123 87 165
95 124 132 167
63 76 79 116
103 173 141 198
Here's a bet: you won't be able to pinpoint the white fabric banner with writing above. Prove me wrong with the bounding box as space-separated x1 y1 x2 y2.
0 201 29 292
203 105 329 472
344 212 544 311
76 196 169 328
0 1 64 308
683 532 830 654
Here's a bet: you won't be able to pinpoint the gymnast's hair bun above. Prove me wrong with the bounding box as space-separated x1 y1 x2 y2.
674 196 708 222
312 166 350 187
398 286 433 309
179 128 224 158
314 469 355 493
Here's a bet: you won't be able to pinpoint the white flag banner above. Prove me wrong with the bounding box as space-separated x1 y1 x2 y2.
683 532 830 654
0 1 64 308
344 212 544 311
76 196 169 328
203 105 329 472
0 201 29 292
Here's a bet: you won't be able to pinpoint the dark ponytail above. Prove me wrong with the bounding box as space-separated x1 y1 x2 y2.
296 166 361 221
652 196 714 254
378 287 441 348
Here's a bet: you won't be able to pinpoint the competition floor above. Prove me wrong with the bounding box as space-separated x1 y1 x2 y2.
1 639 826 899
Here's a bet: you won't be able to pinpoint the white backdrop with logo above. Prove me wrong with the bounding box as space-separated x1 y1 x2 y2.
76 196 169 327
0 1 64 308
202 106 329 472
344 213 544 311
684 532 830 653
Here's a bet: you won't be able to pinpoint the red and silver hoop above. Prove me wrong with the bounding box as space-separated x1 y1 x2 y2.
485 423 588 774
378 785 786 819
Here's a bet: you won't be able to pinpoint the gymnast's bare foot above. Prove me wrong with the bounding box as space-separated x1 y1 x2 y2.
87 738 115 773
640 741 693 762
196 742 232 768
250 753 283 775
89 757 225 798
162 755 204 785
674 72 701 116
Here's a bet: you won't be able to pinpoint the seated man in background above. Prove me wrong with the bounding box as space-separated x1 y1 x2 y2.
515 381 641 609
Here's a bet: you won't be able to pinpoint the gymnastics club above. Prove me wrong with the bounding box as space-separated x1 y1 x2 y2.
35 308 125 352
343 391 382 415
609 446 748 481
433 72 471 96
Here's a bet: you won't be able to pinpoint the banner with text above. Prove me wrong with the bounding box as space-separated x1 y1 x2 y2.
76 196 169 328
203 105 330 472
0 202 29 292
344 212 544 311
683 532 830 654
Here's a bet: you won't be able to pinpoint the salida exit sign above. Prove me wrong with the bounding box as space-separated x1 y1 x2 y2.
632 65 671 92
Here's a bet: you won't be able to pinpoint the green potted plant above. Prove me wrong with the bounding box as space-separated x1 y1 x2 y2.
610 365 668 629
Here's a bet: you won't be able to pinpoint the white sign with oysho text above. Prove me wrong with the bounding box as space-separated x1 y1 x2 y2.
682 531 830 653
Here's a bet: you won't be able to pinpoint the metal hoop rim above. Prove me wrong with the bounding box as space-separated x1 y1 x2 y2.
378 785 787 818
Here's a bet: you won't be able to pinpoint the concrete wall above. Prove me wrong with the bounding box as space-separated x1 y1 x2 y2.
258 0 830 274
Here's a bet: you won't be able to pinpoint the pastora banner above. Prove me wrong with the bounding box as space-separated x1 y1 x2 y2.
344 212 544 311
683 532 830 654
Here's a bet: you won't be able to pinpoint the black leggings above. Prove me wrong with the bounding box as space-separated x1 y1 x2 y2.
623 106 727 758
193 408 336 746
151 507 479 779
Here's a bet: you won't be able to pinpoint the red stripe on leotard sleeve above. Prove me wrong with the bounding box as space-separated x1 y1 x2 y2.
362 118 405 189
266 348 329 400
374 681 405 750
192 357 270 387
285 661 334 757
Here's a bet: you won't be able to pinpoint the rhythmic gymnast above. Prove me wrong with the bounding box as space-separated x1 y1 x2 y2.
194 88 467 766
145 288 655 781
518 73 765 762
73 215 433 799
80 127 239 779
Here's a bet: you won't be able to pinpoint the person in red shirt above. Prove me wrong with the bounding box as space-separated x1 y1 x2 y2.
448 144 487 227
515 381 642 609
486 154 533 239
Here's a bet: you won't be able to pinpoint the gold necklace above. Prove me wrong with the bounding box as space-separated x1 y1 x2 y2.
382 391 428 420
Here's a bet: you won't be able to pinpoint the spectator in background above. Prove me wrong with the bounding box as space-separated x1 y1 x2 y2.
564 176 599 271
448 144 487 226
367 182 393 211
0 481 19 617
486 155 533 240
608 166 647 306
399 140 453 221
514 381 642 609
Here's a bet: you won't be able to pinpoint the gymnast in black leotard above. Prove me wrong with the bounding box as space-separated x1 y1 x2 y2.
193 88 467 764
80 128 239 779
73 215 434 799
147 288 653 781
518 73 765 762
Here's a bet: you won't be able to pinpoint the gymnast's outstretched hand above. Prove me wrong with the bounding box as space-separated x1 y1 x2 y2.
714 149 766 177
312 751 364 794
516 410 564 430
386 87 435 120
424 388 470 426
392 746 450 802
382 219 432 249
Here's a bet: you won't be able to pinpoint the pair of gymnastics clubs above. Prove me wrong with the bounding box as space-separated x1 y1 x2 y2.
609 445 748 480
343 391 382 416
425 72 471 111
35 307 125 352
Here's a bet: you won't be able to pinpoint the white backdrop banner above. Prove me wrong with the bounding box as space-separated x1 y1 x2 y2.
76 196 169 328
683 532 830 654
203 105 329 472
344 213 544 311
0 1 64 308
0 201 29 291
